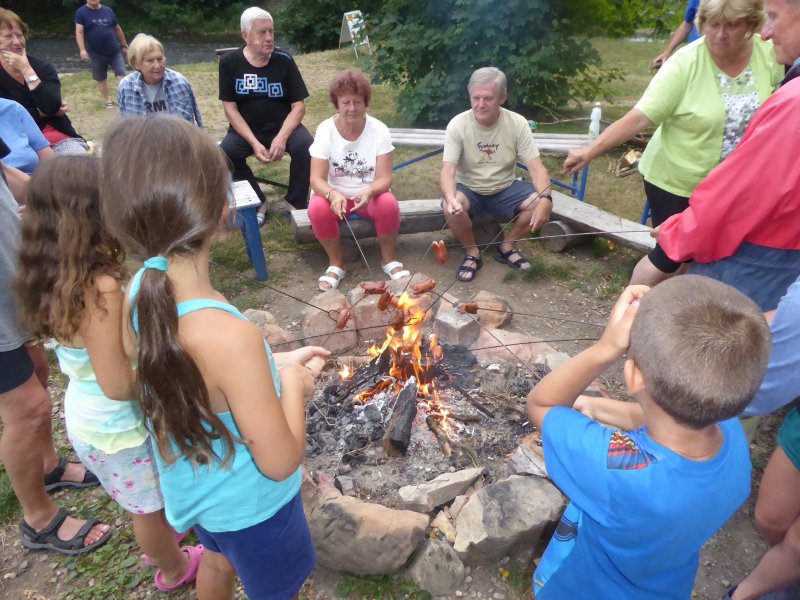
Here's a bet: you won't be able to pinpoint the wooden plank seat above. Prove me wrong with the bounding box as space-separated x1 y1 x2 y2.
291 189 654 254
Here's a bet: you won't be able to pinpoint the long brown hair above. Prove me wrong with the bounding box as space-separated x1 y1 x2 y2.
100 115 234 466
16 155 126 341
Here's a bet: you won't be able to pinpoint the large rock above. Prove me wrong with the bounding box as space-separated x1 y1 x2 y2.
307 494 429 575
507 434 548 479
454 475 565 566
406 539 465 596
347 285 393 345
301 289 357 354
469 329 555 367
435 307 481 347
398 467 485 513
473 290 513 329
431 509 457 543
242 308 278 330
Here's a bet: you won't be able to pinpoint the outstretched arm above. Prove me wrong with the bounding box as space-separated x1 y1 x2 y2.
563 109 653 174
527 286 649 431
650 21 693 70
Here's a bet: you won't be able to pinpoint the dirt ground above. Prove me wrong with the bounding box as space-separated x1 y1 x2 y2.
0 202 782 599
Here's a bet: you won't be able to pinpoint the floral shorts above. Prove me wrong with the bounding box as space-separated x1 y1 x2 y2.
70 436 164 514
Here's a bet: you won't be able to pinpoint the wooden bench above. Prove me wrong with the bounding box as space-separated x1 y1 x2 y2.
232 180 269 280
290 189 655 254
388 128 593 200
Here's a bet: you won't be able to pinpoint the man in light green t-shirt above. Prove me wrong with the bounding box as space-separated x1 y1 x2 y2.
441 67 552 282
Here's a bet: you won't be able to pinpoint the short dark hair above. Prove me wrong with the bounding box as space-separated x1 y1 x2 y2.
329 69 372 108
629 275 770 429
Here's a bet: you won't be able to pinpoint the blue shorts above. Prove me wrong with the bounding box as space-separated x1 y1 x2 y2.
194 493 316 599
89 52 126 81
0 345 34 394
457 179 535 221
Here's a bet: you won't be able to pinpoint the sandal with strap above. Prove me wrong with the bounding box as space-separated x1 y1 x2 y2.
382 261 411 280
44 456 100 492
21 508 112 556
319 265 346 291
256 210 267 228
456 255 483 282
154 544 204 593
495 247 531 270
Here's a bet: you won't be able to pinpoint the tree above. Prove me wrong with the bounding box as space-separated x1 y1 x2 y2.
368 0 626 126
277 0 384 53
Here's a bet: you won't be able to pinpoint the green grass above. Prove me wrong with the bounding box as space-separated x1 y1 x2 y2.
0 464 19 521
335 573 432 600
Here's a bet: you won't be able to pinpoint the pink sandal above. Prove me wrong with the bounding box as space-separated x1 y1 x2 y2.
142 529 191 567
154 544 204 593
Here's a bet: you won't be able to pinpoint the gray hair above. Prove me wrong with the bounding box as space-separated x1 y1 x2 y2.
241 7 273 33
468 67 507 95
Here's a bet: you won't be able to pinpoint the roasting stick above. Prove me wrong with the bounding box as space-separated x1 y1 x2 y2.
342 215 376 281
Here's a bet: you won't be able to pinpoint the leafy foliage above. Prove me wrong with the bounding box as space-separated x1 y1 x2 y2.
368 0 624 125
277 0 384 53
335 573 433 599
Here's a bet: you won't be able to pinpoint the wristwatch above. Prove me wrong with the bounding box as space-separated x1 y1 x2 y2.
540 194 553 201
25 74 40 85
325 190 332 201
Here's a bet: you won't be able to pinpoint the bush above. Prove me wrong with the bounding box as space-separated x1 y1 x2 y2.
278 0 384 53
368 0 624 126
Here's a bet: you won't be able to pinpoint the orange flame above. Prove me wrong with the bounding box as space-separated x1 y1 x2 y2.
355 291 449 429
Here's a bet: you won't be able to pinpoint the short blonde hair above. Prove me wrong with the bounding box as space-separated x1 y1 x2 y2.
128 33 165 71
696 0 765 35
0 8 28 39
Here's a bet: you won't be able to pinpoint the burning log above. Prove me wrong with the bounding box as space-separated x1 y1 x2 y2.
426 415 452 457
383 378 419 457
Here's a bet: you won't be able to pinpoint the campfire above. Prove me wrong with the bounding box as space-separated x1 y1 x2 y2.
325 280 493 461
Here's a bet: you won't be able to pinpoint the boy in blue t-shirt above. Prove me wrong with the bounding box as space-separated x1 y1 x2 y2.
527 275 771 599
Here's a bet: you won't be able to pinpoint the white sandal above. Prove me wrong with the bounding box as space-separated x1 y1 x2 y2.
382 261 411 280
319 266 346 291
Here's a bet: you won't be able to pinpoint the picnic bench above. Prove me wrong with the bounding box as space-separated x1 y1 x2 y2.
388 128 593 200
290 188 655 255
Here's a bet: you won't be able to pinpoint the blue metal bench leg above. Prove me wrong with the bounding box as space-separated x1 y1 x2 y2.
577 165 589 200
238 206 269 281
640 198 651 225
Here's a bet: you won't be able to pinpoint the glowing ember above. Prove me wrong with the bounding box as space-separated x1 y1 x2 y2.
353 289 450 429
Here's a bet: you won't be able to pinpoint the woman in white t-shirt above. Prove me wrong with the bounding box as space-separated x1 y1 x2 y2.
309 70 406 291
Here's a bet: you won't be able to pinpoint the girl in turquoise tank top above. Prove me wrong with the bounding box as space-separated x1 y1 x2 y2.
16 155 204 593
101 115 329 600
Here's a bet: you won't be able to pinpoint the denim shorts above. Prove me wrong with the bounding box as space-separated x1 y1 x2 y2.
89 52 126 81
456 179 536 221
194 493 316 599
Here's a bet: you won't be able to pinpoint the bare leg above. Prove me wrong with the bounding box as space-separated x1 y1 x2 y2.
0 374 108 546
731 448 800 599
132 511 187 585
732 518 800 599
444 192 479 258
197 548 236 600
498 207 535 270
629 255 679 286
96 80 110 105
317 236 345 290
378 233 407 276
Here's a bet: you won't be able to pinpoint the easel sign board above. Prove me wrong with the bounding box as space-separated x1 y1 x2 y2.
339 10 372 58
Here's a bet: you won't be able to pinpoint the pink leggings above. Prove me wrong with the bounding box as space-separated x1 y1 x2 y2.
308 191 401 241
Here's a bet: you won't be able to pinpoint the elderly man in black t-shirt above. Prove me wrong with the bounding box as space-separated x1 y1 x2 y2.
220 7 313 222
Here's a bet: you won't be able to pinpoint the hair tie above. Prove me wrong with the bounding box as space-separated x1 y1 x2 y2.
143 256 168 272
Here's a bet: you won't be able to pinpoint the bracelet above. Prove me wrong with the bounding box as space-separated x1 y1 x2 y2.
540 194 553 201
